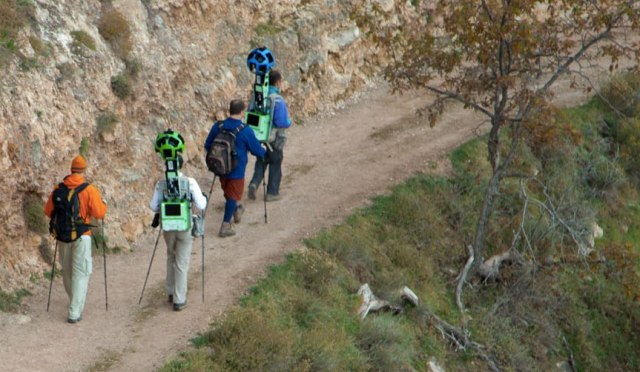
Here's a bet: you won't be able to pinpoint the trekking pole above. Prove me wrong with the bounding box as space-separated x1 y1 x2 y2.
101 219 108 311
262 156 268 224
201 175 216 303
139 228 162 305
46 240 58 312
201 214 205 303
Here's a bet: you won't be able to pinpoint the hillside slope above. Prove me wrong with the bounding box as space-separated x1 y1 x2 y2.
0 0 383 290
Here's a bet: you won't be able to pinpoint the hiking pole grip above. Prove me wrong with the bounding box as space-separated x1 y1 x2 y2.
102 219 108 311
46 240 58 312
139 228 162 305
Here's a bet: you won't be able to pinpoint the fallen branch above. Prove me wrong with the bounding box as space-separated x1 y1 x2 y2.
357 284 396 319
424 306 501 372
357 284 420 319
455 244 475 314
478 250 513 282
562 336 577 372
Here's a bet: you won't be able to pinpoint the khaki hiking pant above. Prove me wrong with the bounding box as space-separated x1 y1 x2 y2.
58 235 92 320
164 230 193 305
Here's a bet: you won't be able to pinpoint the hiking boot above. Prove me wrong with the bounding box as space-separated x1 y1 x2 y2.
233 204 245 223
67 315 82 324
173 302 187 311
219 222 236 237
247 183 257 200
265 193 282 202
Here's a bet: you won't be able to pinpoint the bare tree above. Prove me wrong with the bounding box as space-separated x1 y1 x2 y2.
355 0 640 311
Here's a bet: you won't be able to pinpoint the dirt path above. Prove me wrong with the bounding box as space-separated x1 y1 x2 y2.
0 77 600 371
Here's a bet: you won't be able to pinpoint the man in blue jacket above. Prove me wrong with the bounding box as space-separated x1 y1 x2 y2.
247 69 292 202
205 99 266 237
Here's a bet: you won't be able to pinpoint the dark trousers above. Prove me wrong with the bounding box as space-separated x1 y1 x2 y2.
250 146 283 195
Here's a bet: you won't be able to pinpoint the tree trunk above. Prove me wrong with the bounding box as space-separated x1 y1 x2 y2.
455 144 504 312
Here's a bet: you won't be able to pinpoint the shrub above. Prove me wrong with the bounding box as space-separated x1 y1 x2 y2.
599 71 640 117
19 56 40 71
98 10 132 59
96 111 118 135
23 193 47 234
125 57 140 79
254 21 283 37
0 288 31 312
28 36 51 56
0 0 34 66
56 62 76 83
79 137 90 158
110 73 131 99
70 30 96 55
615 117 640 184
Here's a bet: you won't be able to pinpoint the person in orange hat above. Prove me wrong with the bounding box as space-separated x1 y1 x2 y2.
44 155 107 324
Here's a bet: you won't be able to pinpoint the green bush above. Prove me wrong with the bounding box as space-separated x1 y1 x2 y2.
615 117 640 184
254 21 283 37
23 193 47 234
0 288 31 312
79 137 90 158
96 111 118 135
110 73 131 99
0 0 34 67
19 56 40 70
599 71 640 117
28 36 51 56
125 57 140 79
98 10 132 59
56 62 76 83
70 30 96 55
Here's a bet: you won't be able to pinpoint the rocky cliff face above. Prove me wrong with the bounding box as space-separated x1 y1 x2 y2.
0 0 386 290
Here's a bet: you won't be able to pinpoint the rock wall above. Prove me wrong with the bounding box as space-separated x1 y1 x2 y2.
0 0 385 290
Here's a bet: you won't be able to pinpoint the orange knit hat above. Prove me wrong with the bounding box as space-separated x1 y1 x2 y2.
71 155 87 173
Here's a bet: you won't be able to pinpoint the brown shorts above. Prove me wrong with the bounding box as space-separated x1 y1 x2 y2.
219 177 244 201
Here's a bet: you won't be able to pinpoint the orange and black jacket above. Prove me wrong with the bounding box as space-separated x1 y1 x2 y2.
44 173 108 236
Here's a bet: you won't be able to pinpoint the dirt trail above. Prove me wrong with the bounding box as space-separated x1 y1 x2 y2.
0 78 600 371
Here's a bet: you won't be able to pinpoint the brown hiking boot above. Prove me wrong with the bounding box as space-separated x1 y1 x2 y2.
219 222 236 237
233 204 245 223
247 183 257 200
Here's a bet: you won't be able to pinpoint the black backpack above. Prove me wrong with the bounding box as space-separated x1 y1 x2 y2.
206 122 245 176
49 183 90 242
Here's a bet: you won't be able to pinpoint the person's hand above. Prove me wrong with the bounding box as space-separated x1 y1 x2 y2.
151 213 160 228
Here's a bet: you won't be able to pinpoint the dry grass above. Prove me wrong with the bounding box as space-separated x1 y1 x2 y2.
98 10 132 59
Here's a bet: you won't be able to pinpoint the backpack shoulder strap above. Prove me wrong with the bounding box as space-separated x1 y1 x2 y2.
232 123 246 135
75 183 90 193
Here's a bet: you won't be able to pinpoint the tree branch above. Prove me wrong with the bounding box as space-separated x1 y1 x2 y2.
424 306 501 372
455 244 475 314
425 85 495 119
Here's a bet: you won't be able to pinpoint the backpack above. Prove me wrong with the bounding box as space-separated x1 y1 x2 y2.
49 183 90 242
206 122 245 176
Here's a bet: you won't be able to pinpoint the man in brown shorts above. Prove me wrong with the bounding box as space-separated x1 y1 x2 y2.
204 99 266 237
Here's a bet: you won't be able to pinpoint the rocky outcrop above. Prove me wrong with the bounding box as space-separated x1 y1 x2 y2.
0 0 384 290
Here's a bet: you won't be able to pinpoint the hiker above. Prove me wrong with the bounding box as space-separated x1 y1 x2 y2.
247 69 292 202
204 99 266 237
149 154 207 311
44 155 108 323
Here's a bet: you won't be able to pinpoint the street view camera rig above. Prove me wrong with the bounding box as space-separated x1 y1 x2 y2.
245 46 276 142
154 129 191 231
